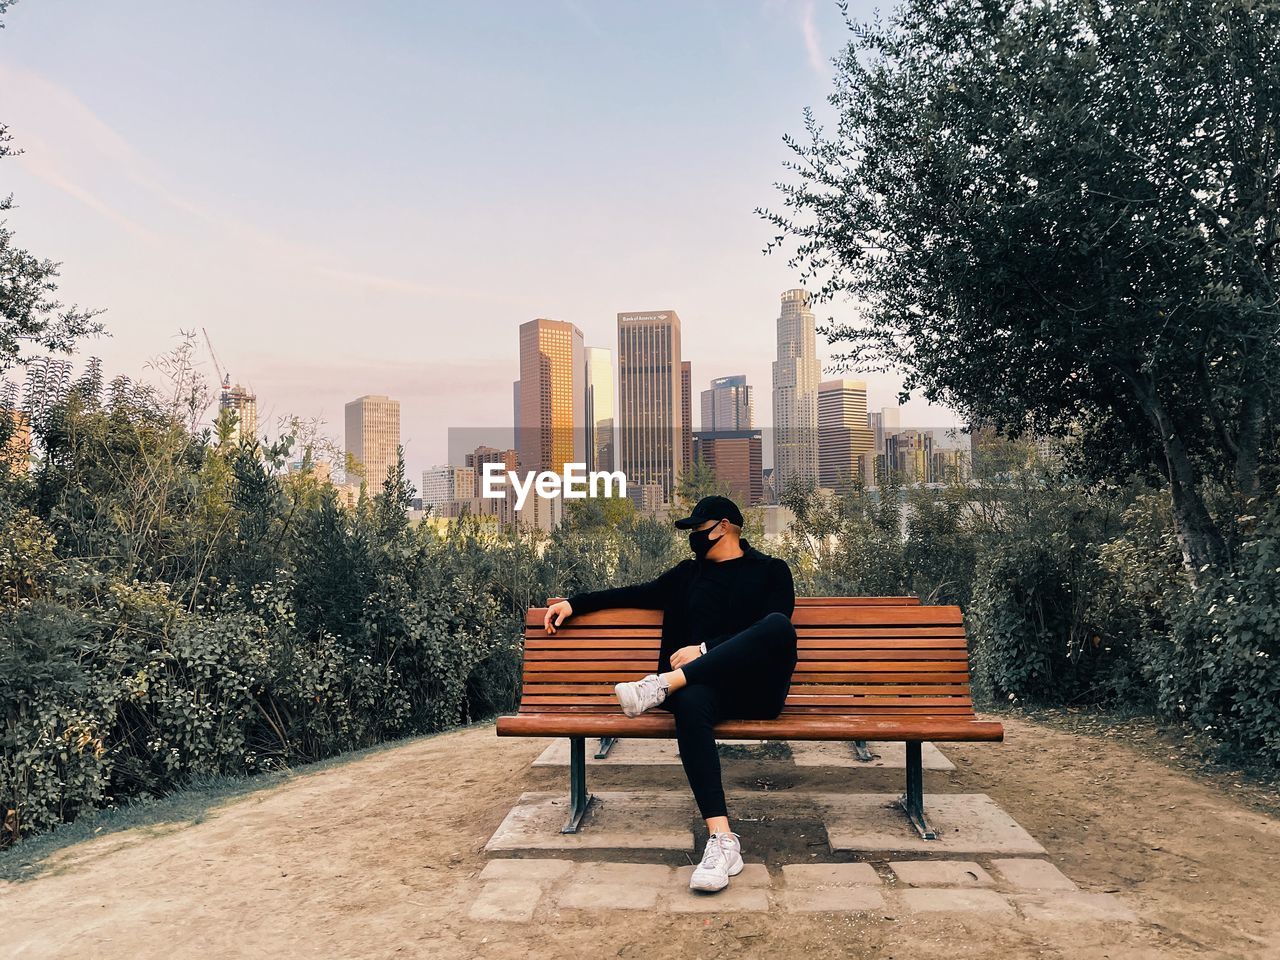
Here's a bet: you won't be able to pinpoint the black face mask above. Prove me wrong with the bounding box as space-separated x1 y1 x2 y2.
688 524 721 559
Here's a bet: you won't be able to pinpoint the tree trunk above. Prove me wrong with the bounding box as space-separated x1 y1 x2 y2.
1235 390 1263 501
1124 367 1230 584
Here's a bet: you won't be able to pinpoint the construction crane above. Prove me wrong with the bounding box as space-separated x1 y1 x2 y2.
202 327 232 391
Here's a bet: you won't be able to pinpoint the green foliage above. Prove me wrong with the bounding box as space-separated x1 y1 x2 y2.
777 476 974 601
0 385 523 847
676 455 729 507
964 465 1132 704
762 0 1280 579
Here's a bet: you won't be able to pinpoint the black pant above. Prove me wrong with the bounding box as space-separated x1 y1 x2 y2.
656 611 798 820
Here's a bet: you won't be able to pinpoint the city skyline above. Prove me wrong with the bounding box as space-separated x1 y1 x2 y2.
0 1 963 487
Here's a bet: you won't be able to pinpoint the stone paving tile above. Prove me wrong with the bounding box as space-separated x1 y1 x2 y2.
555 882 660 910
889 860 994 887
663 887 772 912
674 863 771 888
989 858 1078 891
820 793 1046 855
899 888 1016 916
573 862 675 886
468 881 544 922
781 863 881 887
778 887 887 913
479 858 575 882
1013 892 1139 923
485 790 694 852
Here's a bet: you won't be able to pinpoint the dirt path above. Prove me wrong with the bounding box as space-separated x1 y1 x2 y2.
1 716 1277 959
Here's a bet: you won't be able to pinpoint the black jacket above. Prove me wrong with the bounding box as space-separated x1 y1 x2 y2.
566 539 795 674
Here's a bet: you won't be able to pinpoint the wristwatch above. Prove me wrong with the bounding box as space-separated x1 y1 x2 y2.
699 641 707 655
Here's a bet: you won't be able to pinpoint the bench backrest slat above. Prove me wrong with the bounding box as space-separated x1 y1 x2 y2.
518 601 975 718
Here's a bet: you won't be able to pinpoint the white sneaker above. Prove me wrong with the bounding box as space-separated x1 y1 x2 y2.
614 674 668 717
688 831 744 892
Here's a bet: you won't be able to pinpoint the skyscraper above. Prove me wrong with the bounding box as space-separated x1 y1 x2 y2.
617 310 683 504
818 379 875 491
701 374 754 432
772 289 821 491
680 360 693 478
693 430 764 506
516 318 586 477
465 444 518 476
219 380 257 443
421 465 476 509
345 394 401 490
1 407 31 472
585 346 614 473
887 430 933 484
868 405 902 485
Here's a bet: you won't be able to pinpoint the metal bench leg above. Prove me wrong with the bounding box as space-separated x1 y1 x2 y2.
561 736 596 833
899 741 937 840
852 740 876 762
594 736 618 759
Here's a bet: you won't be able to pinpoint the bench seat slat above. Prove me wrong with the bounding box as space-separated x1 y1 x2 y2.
520 683 970 696
497 713 1001 741
524 655 962 670
519 694 973 707
524 661 970 676
525 649 971 663
522 671 969 684
517 707 978 720
526 607 963 628
526 627 967 640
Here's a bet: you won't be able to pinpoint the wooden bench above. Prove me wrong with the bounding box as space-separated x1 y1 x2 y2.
495 597 1002 839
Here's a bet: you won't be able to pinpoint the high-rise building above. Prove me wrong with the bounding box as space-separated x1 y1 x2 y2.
516 318 586 477
680 360 693 477
887 429 933 484
867 405 902 485
585 346 614 473
617 310 683 503
818 379 875 492
701 375 754 432
772 289 820 492
465 444 518 479
1 408 31 472
512 381 521 465
629 482 665 516
219 379 257 443
421 466 476 509
693 430 763 506
345 394 401 490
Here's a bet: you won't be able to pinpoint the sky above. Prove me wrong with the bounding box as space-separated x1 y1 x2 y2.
0 0 963 486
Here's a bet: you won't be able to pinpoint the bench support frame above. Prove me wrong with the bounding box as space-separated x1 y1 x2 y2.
558 733 940 841
562 736 596 833
594 736 618 759
899 740 937 840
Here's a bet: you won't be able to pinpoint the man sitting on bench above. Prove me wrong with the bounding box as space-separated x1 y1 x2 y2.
542 495 798 894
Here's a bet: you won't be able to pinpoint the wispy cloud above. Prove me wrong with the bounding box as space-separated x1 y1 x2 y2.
799 0 827 79
0 62 519 309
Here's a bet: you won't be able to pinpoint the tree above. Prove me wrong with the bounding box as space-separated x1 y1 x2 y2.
1 5 106 373
676 454 730 506
759 0 1280 582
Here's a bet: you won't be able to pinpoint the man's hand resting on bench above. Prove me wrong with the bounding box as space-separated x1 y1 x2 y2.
543 599 573 633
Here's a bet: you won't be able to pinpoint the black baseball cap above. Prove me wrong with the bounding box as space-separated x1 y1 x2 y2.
673 495 744 530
